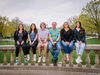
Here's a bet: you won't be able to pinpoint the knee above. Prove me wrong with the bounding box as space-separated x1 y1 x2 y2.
37 44 41 48
81 44 85 48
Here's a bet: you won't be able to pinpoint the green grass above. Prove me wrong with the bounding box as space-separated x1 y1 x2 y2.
0 40 14 45
0 38 100 64
86 38 100 44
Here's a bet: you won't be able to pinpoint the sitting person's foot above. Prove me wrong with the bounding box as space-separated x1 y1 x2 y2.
76 58 82 64
38 56 41 63
15 59 19 64
27 54 30 61
43 56 46 63
24 57 28 63
33 55 36 62
53 58 58 66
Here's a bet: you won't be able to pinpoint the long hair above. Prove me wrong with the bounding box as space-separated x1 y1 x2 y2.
63 22 70 29
75 21 85 34
75 21 82 29
40 22 46 28
30 23 37 34
18 24 24 31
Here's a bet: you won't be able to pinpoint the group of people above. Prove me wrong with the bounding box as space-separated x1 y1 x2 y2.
14 21 86 66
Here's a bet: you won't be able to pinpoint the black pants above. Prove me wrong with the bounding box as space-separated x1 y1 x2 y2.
27 40 38 54
15 43 28 57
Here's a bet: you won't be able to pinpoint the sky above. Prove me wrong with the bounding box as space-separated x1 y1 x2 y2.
0 0 91 27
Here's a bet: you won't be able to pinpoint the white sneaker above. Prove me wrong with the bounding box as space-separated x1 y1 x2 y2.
76 58 82 64
27 54 30 61
38 56 41 63
79 58 82 63
33 54 36 62
15 59 18 64
43 56 46 63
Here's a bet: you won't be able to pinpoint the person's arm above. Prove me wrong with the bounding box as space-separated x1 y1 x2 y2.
56 34 60 42
37 30 42 43
60 29 66 42
80 33 86 43
32 34 38 43
44 30 49 42
56 29 60 42
73 29 79 43
49 34 53 43
28 33 32 45
28 34 31 42
68 30 74 42
44 34 48 42
14 31 20 45
14 31 17 42
21 30 28 45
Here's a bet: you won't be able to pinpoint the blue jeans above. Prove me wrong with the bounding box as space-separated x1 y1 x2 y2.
75 42 85 56
48 41 61 60
61 40 74 54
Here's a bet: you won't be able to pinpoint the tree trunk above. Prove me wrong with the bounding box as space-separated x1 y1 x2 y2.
97 31 100 39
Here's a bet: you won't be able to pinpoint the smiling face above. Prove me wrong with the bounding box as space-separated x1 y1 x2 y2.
31 24 35 30
76 22 81 28
40 22 46 29
18 24 23 30
63 22 69 29
52 22 57 29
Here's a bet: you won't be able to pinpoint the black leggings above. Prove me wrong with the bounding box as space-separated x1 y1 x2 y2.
27 41 38 54
15 43 28 57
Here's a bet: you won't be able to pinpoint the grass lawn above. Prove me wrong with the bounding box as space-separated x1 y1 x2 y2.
0 38 100 64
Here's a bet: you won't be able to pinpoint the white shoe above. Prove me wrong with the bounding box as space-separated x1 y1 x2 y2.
27 54 30 61
15 59 18 64
38 56 41 63
33 54 36 62
43 56 46 63
76 58 82 64
79 58 82 63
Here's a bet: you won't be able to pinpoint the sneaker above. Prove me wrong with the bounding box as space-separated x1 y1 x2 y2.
15 59 18 64
33 54 36 62
79 58 82 63
76 58 81 64
53 58 58 66
43 56 46 63
27 54 30 61
24 58 28 63
38 56 41 63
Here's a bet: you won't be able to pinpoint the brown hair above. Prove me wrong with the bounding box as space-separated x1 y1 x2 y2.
30 23 37 34
75 21 85 34
63 22 70 29
75 21 82 29
40 22 46 28
18 24 24 31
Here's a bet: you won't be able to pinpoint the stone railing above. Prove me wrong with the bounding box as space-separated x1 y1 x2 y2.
0 45 100 68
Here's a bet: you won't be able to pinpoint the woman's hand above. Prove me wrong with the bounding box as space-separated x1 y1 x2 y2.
29 41 32 45
21 41 24 45
52 41 56 45
76 40 80 44
66 42 70 44
17 41 20 45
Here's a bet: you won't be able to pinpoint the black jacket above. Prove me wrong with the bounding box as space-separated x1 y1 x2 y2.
73 28 86 43
60 29 74 42
14 30 28 43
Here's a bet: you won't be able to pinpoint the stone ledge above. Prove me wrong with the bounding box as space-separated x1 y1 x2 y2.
0 64 100 74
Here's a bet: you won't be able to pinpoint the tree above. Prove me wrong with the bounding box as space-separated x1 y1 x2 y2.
82 0 100 38
12 17 23 30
